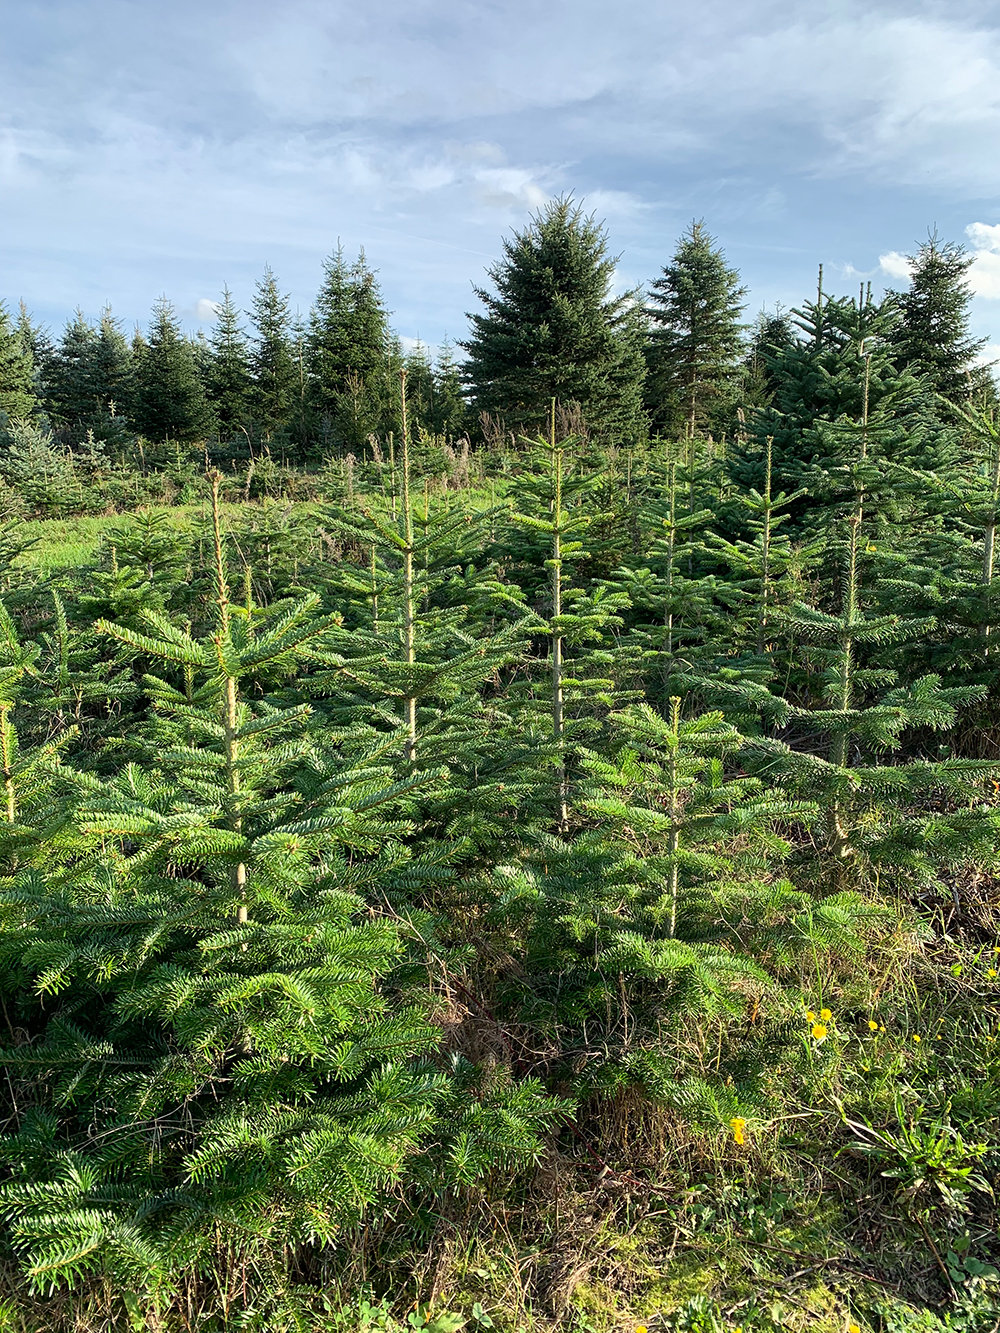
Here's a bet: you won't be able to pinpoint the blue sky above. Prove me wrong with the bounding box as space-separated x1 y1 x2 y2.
3 0 1000 364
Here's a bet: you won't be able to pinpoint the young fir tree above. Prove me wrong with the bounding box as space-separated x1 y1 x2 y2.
0 477 454 1293
91 308 135 449
133 298 211 444
607 454 719 706
310 373 529 777
402 341 437 439
503 412 633 831
0 419 86 517
866 401 1000 698
308 246 392 451
0 601 79 868
503 695 843 1103
462 198 647 444
703 436 817 665
206 287 252 442
248 266 298 444
748 360 998 878
728 280 945 532
0 302 40 424
646 220 747 440
890 233 991 401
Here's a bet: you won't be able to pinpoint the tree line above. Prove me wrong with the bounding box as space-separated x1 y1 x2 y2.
3 200 992 471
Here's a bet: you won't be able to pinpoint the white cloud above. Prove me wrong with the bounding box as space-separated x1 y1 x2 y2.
838 262 876 280
969 252 1000 301
967 223 1000 252
878 251 914 281
194 298 221 321
472 167 549 211
965 223 1000 300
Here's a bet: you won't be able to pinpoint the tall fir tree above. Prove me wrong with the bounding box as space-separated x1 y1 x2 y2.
461 198 647 444
401 341 438 439
740 307 794 413
15 303 53 408
206 287 252 441
646 221 747 439
0 302 39 424
248 266 297 444
46 311 101 441
308 246 392 451
431 339 468 438
49 306 134 448
91 307 135 448
890 233 991 401
133 297 211 444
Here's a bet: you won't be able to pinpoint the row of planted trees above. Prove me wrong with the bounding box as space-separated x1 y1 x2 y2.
0 327 998 1326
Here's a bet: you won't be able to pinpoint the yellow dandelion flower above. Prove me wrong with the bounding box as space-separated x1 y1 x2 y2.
936 1035 942 1040
635 1326 648 1333
806 1010 817 1022
879 1025 886 1032
812 1023 828 1042
730 1116 747 1145
868 1019 878 1031
820 1007 832 1021
912 1034 921 1043
849 1324 861 1333
989 969 998 978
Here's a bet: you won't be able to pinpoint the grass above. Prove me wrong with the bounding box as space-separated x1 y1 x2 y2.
12 514 124 573
9 502 306 574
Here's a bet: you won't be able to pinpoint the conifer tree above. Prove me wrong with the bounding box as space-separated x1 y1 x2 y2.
462 198 647 443
646 220 747 440
868 401 1000 693
508 698 822 1096
15 302 54 407
46 311 100 441
504 415 632 829
740 307 794 412
90 308 136 451
402 341 437 439
728 281 945 528
0 302 39 424
248 266 297 443
308 246 392 451
431 339 468 437
699 436 820 710
133 297 211 444
312 372 529 779
207 287 252 441
890 233 991 401
0 602 78 863
748 362 997 876
0 478 448 1291
607 455 718 704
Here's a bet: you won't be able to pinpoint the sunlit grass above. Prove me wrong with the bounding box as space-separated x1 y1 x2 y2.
10 502 300 572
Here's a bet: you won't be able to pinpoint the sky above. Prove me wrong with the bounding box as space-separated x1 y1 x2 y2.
3 0 1000 363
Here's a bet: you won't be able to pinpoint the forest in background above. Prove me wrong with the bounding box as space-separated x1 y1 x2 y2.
0 202 999 1332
